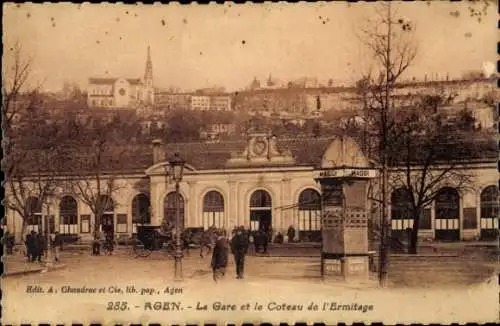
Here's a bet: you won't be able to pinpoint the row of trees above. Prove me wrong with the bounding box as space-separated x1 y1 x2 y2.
2 43 132 240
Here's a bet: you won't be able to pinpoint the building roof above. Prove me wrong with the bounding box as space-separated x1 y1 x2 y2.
162 137 335 170
10 135 497 176
88 77 143 85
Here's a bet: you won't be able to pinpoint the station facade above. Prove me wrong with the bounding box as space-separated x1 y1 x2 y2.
6 134 498 243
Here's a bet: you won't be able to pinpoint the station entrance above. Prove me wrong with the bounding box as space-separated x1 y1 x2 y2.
249 190 272 233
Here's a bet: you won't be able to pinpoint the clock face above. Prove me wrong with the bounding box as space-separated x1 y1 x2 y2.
118 88 126 96
253 138 267 156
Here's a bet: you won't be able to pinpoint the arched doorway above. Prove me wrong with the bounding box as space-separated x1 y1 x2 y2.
132 193 151 233
249 190 272 232
98 195 115 237
480 185 499 240
391 187 413 239
59 196 78 234
434 187 460 241
163 192 185 228
202 191 225 230
297 189 322 242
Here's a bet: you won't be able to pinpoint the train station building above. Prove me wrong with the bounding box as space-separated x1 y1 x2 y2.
5 134 498 243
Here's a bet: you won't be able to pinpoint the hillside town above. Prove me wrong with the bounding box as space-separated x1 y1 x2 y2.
16 45 498 144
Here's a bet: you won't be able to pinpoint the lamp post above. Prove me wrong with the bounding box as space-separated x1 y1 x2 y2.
168 152 185 282
45 199 54 268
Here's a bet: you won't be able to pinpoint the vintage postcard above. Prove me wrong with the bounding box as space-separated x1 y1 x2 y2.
2 2 499 325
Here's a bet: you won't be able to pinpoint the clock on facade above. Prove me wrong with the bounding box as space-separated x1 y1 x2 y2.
252 137 267 156
118 88 126 96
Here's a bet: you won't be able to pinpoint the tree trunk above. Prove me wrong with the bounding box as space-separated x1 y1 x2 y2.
409 208 421 254
93 212 101 240
21 216 28 241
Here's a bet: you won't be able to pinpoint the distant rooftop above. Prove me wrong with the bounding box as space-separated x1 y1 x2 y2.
88 77 142 85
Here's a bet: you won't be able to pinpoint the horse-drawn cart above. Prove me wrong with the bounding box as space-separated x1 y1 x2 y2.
133 225 174 257
132 225 219 258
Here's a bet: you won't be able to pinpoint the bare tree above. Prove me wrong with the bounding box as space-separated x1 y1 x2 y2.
357 2 417 286
2 42 65 237
64 117 128 240
387 93 480 254
2 42 44 134
358 3 485 265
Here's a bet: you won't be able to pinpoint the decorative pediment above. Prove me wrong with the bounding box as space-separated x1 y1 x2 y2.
227 133 295 166
145 162 196 176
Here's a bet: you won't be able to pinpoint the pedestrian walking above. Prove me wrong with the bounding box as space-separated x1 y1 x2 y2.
287 225 296 243
104 231 114 255
26 231 35 262
4 230 14 255
52 231 63 262
211 229 229 282
260 229 269 254
33 232 44 262
230 226 249 279
92 229 105 255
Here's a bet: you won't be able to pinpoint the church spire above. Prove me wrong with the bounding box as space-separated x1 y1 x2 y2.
144 45 153 87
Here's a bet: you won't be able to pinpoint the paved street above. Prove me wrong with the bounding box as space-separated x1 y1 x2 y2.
3 246 498 325
4 243 497 286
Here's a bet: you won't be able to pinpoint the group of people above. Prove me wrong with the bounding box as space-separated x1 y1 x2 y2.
25 230 63 263
3 230 16 255
210 226 250 282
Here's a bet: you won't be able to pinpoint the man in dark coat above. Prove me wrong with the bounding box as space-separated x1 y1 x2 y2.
287 225 296 243
231 226 249 279
33 232 44 262
26 231 35 262
260 229 269 254
211 229 229 282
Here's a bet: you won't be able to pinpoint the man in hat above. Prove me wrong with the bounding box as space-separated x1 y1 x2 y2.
211 229 229 282
231 226 249 279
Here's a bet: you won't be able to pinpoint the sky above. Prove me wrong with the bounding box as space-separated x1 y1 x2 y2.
3 2 498 92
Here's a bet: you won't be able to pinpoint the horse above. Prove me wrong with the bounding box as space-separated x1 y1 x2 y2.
183 227 219 258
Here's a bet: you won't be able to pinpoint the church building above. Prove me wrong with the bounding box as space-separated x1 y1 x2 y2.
86 46 155 109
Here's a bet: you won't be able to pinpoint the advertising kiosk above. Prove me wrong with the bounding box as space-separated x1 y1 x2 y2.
315 137 377 279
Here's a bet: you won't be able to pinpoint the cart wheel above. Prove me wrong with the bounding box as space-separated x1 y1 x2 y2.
133 240 151 258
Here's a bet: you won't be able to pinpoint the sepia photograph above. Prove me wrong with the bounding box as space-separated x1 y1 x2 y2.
2 2 499 324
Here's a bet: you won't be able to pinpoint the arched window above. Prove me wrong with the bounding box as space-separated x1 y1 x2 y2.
435 187 460 240
202 191 225 230
59 196 78 235
164 192 185 228
250 190 272 208
26 196 42 233
297 189 322 241
391 187 413 231
480 185 499 235
249 190 272 231
132 193 151 233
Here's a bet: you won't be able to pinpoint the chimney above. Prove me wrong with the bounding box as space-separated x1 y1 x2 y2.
152 139 165 164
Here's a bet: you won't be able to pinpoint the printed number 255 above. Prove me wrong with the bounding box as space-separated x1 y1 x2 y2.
107 301 129 311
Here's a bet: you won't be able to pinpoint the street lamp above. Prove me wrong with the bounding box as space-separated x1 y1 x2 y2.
168 152 185 281
45 199 54 268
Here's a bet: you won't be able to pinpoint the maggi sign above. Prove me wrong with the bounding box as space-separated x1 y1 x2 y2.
316 168 377 179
